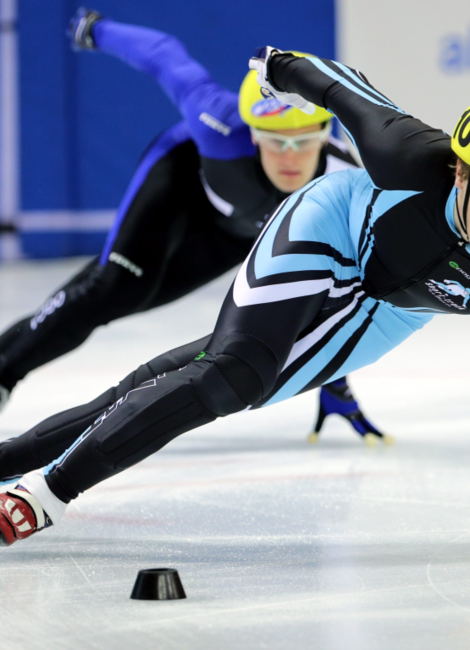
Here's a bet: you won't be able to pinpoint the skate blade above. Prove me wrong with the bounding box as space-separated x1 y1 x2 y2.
307 432 319 444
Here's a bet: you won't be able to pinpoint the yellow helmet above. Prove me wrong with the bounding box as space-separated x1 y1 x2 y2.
451 107 470 165
239 52 332 131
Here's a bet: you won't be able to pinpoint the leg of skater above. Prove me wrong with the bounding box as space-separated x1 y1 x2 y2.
0 134 208 401
0 290 426 546
0 335 211 485
0 173 253 484
0 174 431 546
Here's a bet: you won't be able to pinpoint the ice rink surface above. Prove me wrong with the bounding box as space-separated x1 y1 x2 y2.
2 259 470 649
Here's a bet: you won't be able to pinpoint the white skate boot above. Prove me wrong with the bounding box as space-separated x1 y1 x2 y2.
0 487 52 547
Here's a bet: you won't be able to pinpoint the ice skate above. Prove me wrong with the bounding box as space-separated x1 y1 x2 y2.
308 378 394 446
0 487 52 547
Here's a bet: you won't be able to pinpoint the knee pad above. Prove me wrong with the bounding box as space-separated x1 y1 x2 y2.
210 332 280 395
193 352 268 417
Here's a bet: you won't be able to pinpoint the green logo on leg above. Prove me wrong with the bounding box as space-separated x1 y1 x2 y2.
194 351 206 361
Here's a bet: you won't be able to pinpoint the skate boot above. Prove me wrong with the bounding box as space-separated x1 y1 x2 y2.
308 377 394 446
0 487 52 547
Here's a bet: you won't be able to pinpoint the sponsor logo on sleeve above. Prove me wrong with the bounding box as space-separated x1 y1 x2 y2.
199 113 232 136
109 252 143 278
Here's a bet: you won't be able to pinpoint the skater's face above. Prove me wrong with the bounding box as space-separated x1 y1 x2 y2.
454 159 470 240
252 124 328 193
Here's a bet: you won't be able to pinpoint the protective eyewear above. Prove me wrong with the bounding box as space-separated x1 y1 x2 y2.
251 123 332 153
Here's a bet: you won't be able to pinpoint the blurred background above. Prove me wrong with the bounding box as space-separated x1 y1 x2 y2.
0 0 468 260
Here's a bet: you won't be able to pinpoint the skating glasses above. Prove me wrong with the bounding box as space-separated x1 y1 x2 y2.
250 123 332 153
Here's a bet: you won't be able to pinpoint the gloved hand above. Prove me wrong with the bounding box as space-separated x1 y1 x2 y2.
67 7 103 51
249 46 316 115
309 377 393 445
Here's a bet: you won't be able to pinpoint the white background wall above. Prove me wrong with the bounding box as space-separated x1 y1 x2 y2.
337 0 470 135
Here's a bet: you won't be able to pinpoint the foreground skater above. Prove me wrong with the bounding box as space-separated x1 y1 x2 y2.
3 45 468 546
0 10 382 443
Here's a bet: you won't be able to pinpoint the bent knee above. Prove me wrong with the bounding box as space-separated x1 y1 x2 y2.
193 338 279 416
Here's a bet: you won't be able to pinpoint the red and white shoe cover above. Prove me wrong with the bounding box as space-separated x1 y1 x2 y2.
0 488 48 547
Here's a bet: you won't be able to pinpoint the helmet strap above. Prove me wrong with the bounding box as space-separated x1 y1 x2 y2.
463 182 470 236
456 186 470 241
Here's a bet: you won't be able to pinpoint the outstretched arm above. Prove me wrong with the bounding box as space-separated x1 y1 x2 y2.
0 335 212 482
266 53 451 191
70 13 247 158
92 21 221 113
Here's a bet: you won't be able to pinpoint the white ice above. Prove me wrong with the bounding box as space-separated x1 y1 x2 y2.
1 258 470 650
